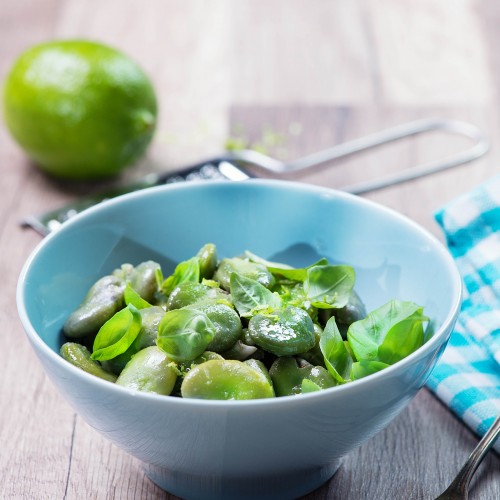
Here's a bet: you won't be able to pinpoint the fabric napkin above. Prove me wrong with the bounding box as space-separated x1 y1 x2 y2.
425 175 500 452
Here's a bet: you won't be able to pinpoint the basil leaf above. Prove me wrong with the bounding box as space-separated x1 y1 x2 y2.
244 251 295 272
347 300 428 364
161 257 200 296
319 316 353 384
245 251 330 282
304 265 355 309
91 304 142 361
157 308 215 362
215 257 275 290
301 378 322 393
350 360 390 380
268 267 307 282
230 272 282 317
270 257 330 282
378 311 427 364
124 282 153 309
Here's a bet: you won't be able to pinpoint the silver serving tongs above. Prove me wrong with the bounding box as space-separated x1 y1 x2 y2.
23 118 489 236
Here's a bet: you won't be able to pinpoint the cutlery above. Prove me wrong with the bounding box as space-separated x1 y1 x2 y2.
22 118 489 236
435 415 500 499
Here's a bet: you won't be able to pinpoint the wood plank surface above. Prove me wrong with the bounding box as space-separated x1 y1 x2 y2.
0 1 499 499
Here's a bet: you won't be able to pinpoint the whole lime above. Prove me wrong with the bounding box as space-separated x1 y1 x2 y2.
2 40 158 180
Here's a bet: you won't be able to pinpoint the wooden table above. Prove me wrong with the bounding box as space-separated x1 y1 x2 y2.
1 1 499 499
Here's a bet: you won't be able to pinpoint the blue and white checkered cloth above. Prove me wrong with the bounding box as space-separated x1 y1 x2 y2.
426 175 500 452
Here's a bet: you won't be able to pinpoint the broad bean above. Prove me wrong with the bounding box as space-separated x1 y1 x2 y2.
269 357 336 396
60 244 426 400
196 243 218 279
214 257 275 290
181 359 274 400
64 261 162 339
248 306 315 356
188 302 242 353
166 281 231 311
60 342 117 382
114 261 160 303
63 275 125 338
320 290 367 333
220 340 258 361
116 346 177 395
299 323 326 367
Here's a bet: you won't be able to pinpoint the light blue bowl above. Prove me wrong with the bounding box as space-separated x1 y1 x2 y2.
17 180 462 500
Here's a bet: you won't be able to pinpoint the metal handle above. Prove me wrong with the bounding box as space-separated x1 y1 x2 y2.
435 415 500 499
230 118 490 194
21 118 490 237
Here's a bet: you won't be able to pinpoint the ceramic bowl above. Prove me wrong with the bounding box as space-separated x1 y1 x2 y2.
17 180 462 500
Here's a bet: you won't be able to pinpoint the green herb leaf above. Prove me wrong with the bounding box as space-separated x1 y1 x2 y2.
319 316 353 383
244 250 295 269
91 304 142 361
154 267 164 289
161 257 200 296
215 257 275 290
378 311 427 364
304 265 355 309
245 251 330 282
230 272 282 317
347 300 428 364
301 378 322 393
124 282 153 309
269 257 330 282
156 308 215 362
350 360 390 380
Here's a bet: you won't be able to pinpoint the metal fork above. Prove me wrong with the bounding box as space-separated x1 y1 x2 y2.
435 415 500 499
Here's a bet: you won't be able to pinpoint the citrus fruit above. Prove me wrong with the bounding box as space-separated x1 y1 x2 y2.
2 40 157 180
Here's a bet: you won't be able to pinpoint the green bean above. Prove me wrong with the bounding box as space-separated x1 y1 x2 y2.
320 290 367 332
129 261 161 303
60 342 117 383
64 261 161 339
181 359 275 400
269 357 336 397
61 244 426 400
116 346 178 395
299 323 326 367
196 243 218 279
220 340 258 361
244 359 275 395
191 351 224 365
188 302 242 353
248 306 315 356
166 281 231 311
214 257 275 290
63 275 125 338
114 261 161 303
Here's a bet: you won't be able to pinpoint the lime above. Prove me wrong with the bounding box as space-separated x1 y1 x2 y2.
2 40 157 180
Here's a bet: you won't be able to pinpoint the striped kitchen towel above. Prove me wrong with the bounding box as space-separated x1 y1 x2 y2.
426 175 500 452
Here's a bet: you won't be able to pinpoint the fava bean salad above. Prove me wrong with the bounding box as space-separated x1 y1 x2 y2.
61 244 428 400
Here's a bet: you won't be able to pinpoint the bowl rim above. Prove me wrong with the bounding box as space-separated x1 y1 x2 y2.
16 178 463 408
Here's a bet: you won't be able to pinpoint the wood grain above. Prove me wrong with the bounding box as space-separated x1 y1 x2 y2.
369 0 494 104
0 1 499 499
